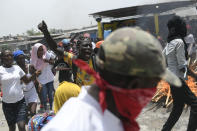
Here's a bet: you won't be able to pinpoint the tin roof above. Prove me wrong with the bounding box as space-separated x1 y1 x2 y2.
90 1 195 18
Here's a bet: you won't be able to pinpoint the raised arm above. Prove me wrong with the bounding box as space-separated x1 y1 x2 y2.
38 21 63 56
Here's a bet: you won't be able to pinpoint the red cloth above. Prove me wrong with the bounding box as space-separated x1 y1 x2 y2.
73 59 156 131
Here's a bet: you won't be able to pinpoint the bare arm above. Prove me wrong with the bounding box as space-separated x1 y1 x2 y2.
38 21 63 56
34 78 42 93
21 70 41 84
44 58 55 65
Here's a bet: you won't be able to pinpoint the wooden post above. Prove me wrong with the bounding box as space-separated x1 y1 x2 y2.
154 14 159 36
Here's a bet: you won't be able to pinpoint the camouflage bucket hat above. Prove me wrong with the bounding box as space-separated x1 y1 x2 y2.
96 27 181 87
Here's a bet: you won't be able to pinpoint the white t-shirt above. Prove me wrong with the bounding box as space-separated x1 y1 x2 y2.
42 86 124 131
38 52 54 85
47 50 56 59
23 73 38 105
0 65 25 103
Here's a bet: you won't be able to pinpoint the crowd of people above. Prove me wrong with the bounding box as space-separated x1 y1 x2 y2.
0 15 197 131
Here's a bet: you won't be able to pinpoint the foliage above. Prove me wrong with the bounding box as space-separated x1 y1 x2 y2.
26 28 42 36
0 45 10 51
26 28 63 36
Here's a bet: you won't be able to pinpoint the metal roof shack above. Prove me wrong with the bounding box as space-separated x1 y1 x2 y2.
89 1 195 18
89 0 196 40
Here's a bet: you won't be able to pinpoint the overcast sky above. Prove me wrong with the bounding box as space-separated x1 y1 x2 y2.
0 0 189 37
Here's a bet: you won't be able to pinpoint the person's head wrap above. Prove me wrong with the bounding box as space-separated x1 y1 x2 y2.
53 81 80 113
13 50 24 60
62 39 70 45
83 33 90 38
30 43 47 70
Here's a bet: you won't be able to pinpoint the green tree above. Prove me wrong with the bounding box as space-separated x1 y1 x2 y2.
26 28 36 36
0 45 10 51
26 28 42 36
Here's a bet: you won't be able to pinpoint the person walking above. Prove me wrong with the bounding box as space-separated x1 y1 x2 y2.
0 49 40 131
13 50 41 118
31 43 55 111
162 15 197 131
38 21 96 87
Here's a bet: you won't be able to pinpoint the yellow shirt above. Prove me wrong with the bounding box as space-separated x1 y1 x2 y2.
53 81 80 113
63 52 74 67
64 52 95 87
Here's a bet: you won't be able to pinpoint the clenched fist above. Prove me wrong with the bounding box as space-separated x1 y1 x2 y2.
38 20 48 33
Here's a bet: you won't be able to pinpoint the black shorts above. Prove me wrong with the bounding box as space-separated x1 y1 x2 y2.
2 98 27 126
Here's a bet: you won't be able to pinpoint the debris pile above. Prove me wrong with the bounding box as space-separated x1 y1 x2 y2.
152 76 197 107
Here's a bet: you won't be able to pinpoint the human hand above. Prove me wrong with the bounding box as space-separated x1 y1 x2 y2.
35 70 41 77
38 20 48 33
43 59 49 63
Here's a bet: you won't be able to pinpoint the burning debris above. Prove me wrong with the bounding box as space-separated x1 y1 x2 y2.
152 76 197 107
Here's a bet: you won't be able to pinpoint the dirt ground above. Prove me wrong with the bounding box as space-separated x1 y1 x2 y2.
0 74 191 131
137 103 190 131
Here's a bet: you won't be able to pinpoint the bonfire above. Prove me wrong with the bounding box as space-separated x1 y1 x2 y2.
152 76 197 107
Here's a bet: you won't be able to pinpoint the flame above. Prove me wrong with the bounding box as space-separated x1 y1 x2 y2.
152 76 197 104
186 76 197 95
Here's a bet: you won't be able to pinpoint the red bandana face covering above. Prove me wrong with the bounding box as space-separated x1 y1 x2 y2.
73 59 156 131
